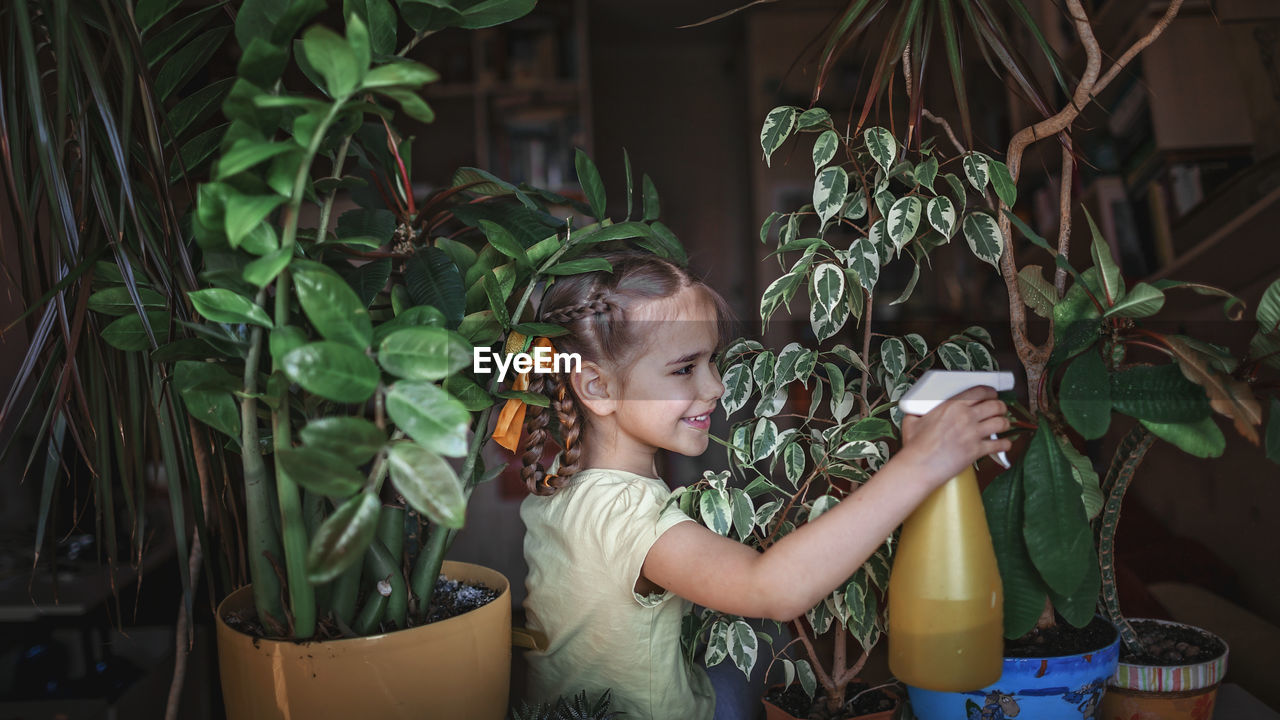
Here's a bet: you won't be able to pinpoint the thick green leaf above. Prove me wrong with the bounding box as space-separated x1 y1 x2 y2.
384 381 471 457
87 287 168 316
989 159 1017 207
300 25 359 97
479 219 530 267
299 417 387 465
1111 364 1211 423
174 361 241 439
984 463 1047 640
224 192 285 249
361 60 439 89
306 492 380 583
292 261 373 348
642 173 661 222
387 442 466 528
277 447 365 498
1049 318 1102 367
1105 282 1165 319
455 0 536 28
1056 436 1103 520
1085 209 1125 306
1060 351 1111 440
544 258 611 275
243 247 294 287
155 27 230 101
282 342 380 404
1046 546 1100 628
1141 416 1225 458
189 289 273 327
345 0 397 55
269 325 308 367
336 208 396 246
336 257 391 308
1258 278 1280 334
1022 420 1092 595
378 326 471 380
574 149 606 219
217 140 293 179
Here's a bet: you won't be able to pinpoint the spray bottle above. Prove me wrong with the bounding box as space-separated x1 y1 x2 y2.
887 370 1013 691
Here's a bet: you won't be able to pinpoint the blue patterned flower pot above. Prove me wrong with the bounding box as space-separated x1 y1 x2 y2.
906 624 1120 720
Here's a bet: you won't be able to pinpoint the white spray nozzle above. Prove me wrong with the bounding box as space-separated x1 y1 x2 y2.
899 370 1015 469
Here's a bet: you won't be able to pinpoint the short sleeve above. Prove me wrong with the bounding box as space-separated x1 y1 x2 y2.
590 479 695 608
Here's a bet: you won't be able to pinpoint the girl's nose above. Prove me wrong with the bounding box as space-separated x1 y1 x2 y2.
703 364 725 402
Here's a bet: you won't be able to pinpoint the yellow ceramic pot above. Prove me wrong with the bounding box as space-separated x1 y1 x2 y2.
216 560 511 720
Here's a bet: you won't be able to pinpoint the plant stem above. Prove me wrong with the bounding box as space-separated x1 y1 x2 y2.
1098 425 1155 655
408 223 577 618
266 100 348 638
239 287 285 628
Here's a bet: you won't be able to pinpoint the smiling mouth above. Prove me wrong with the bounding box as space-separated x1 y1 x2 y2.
681 413 711 429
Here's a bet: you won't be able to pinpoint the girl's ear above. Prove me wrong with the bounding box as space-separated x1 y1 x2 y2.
570 361 616 417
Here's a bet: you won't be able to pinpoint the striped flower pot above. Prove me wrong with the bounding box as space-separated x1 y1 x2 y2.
1099 619 1228 720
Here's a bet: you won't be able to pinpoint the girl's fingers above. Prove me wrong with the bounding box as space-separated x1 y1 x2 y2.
970 398 1009 420
977 415 1011 437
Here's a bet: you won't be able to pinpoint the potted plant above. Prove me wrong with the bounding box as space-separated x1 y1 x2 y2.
673 1 1278 718
2 1 686 718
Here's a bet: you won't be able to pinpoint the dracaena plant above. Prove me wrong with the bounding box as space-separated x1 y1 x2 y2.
181 0 691 642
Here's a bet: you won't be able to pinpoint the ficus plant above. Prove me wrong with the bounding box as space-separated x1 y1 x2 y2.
672 116 1009 712
120 0 687 642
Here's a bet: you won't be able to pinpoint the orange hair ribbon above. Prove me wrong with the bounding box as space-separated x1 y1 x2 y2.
492 334 558 453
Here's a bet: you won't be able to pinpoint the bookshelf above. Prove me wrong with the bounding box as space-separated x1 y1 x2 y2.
408 0 591 194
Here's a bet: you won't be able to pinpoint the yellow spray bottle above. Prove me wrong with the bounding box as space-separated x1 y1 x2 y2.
888 370 1011 692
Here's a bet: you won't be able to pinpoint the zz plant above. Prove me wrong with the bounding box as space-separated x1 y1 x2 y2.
123 0 686 641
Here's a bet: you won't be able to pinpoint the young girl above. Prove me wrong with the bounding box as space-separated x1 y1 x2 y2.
512 251 1010 720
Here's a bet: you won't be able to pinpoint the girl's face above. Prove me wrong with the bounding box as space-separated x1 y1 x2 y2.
582 286 725 476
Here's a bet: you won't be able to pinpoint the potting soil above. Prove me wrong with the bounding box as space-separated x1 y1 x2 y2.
1117 619 1226 665
1003 615 1117 658
764 681 896 719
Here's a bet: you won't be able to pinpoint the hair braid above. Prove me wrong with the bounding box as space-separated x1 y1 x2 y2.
520 372 556 496
540 292 615 325
554 376 582 478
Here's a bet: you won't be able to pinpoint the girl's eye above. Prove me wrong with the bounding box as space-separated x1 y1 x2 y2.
675 364 695 376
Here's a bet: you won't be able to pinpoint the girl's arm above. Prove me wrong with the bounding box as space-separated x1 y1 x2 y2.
640 386 1011 621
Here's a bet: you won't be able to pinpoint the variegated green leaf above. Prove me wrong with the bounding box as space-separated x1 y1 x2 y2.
731 424 752 465
727 620 759 676
881 337 906 379
812 130 839 173
752 418 780 462
730 488 755 541
963 152 991 192
926 195 957 238
1056 435 1104 519
755 386 787 417
700 490 733 536
874 190 894 219
834 440 878 461
847 237 879 293
797 107 830 130
810 263 848 341
705 620 729 666
808 495 839 523
721 364 752 416
752 351 776 389
814 167 849 225
962 212 1004 267
761 106 798 167
863 127 896 172
887 196 923 252
843 190 867 220
760 272 800 326
939 341 971 370
796 659 817 699
783 442 806 489
943 173 967 208
869 219 892 266
967 342 996 372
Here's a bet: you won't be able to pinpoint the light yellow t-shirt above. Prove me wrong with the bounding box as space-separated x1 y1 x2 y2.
520 467 716 720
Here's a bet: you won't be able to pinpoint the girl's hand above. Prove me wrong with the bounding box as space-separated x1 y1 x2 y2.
899 386 1011 486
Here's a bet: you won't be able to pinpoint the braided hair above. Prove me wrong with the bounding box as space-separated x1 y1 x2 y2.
519 251 733 495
